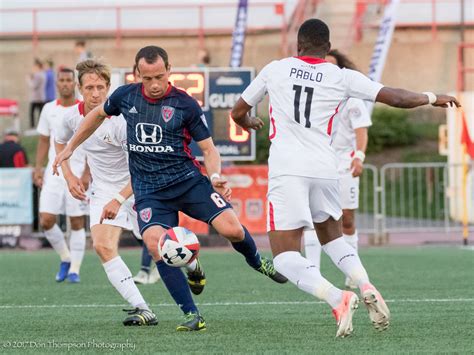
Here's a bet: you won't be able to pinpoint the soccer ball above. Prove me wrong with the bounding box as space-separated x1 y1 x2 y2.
158 227 200 267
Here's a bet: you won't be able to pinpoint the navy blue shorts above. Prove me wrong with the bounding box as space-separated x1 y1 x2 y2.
135 175 232 234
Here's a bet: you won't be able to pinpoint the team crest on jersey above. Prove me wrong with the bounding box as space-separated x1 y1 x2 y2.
161 106 175 122
140 208 152 223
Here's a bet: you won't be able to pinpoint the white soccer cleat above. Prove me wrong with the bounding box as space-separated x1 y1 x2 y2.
147 265 161 284
362 285 391 331
332 291 359 338
133 270 149 285
345 276 358 290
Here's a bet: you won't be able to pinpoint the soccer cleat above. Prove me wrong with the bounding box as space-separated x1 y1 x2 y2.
332 291 359 338
176 312 206 331
55 261 71 282
66 273 80 283
255 257 288 284
148 265 161 284
362 285 391 331
187 259 206 295
133 270 149 285
345 276 358 290
123 308 158 326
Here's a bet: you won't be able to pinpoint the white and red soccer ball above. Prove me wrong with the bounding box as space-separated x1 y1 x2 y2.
158 227 200 267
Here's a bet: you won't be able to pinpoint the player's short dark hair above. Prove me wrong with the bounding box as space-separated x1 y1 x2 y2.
297 19 330 52
57 66 75 78
75 40 86 47
327 50 357 70
135 46 169 70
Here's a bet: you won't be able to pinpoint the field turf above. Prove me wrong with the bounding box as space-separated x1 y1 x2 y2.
0 246 473 353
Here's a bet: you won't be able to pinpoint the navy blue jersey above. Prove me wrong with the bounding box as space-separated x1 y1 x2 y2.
103 83 211 197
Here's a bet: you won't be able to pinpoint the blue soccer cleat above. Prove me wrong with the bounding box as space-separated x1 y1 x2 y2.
55 261 71 282
67 273 80 283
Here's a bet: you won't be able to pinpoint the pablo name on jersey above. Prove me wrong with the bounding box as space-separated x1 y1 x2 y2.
289 68 323 82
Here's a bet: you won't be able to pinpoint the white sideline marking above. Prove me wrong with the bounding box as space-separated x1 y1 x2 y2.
0 298 473 309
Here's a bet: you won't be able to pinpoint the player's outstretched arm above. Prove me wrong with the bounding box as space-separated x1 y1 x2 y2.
231 98 264 131
53 103 107 172
54 141 87 201
376 87 460 109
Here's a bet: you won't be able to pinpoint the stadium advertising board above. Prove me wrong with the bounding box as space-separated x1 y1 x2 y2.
0 168 33 245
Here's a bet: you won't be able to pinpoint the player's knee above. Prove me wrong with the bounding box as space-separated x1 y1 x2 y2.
143 234 160 260
218 223 244 242
40 215 56 231
70 217 85 230
93 240 117 261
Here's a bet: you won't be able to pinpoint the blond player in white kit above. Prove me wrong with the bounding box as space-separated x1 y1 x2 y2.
231 19 459 338
54 60 158 326
304 50 373 289
34 67 88 284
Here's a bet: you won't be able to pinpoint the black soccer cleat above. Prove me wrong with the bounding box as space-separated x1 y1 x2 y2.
255 257 288 284
176 312 206 331
187 258 206 295
122 308 158 326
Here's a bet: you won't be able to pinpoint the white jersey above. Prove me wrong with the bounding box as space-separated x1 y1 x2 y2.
55 102 129 193
332 98 372 161
37 99 87 180
241 56 383 180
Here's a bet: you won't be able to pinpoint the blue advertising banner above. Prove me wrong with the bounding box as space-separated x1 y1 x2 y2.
0 168 33 225
229 0 248 68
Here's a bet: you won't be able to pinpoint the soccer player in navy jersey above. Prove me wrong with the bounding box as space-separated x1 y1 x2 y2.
54 46 287 331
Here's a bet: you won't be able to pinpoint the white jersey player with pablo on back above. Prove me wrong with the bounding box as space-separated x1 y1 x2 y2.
233 19 459 338
55 102 139 235
240 56 382 230
37 100 88 217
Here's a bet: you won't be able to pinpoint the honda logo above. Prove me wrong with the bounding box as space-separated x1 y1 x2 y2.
135 123 162 144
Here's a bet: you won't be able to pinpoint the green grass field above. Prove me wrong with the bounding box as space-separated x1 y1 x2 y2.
1 246 473 354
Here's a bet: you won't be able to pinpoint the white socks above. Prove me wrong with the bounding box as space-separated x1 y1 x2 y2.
103 256 149 310
186 259 198 272
69 229 86 274
273 251 343 309
343 230 359 251
322 237 369 288
44 224 70 262
303 230 321 269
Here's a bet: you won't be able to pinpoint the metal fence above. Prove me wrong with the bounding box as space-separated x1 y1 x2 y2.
356 162 473 235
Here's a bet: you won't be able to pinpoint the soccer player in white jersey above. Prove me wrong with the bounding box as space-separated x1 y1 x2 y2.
231 19 459 337
54 60 158 326
304 50 373 289
34 67 88 283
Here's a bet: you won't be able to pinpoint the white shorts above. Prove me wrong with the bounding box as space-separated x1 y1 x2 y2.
339 173 359 210
267 175 342 232
39 175 88 217
89 190 140 238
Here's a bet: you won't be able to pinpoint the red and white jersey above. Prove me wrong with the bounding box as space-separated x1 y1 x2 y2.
332 98 372 161
55 102 130 192
37 99 86 178
240 56 383 179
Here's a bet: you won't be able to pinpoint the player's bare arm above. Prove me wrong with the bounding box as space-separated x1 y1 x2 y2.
100 180 133 224
54 141 87 201
53 103 107 172
376 87 460 109
231 98 264 131
197 137 232 201
34 134 50 187
80 160 91 191
352 127 368 177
